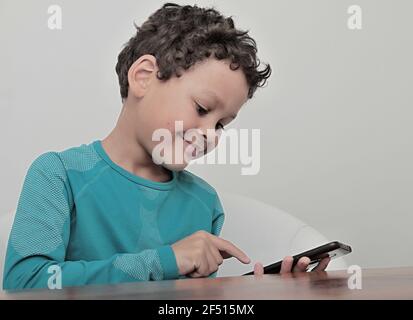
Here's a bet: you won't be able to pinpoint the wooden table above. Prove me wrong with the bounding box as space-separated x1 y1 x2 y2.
1 267 413 300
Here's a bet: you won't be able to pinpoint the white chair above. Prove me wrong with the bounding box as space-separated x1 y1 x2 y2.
217 192 347 276
0 211 15 290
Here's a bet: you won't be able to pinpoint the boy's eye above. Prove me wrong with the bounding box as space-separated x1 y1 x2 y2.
196 103 209 116
195 102 225 131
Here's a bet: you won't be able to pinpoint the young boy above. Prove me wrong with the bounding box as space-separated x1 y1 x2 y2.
3 3 329 290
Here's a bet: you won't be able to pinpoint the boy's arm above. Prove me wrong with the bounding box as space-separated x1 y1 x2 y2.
3 153 179 290
211 194 225 237
208 194 225 278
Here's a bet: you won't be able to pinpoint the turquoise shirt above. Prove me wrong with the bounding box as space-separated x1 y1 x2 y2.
3 141 225 290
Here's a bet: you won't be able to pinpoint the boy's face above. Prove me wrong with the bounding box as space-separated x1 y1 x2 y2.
128 56 249 171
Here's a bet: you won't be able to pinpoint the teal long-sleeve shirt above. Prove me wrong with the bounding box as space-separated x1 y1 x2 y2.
3 140 225 290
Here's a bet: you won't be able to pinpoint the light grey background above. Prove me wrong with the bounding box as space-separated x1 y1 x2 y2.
0 0 412 268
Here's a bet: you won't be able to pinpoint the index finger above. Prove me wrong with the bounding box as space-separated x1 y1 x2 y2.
210 235 251 264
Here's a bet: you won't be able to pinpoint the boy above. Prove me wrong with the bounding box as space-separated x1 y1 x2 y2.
3 3 329 289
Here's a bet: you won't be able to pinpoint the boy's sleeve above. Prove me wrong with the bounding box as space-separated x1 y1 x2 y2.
209 193 225 278
211 193 225 237
3 152 179 290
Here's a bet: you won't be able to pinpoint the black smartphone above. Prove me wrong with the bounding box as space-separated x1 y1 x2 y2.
243 241 352 275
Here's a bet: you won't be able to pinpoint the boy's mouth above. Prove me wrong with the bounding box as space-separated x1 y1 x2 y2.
177 132 207 157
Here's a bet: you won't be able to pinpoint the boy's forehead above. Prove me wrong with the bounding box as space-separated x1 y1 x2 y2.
184 58 249 108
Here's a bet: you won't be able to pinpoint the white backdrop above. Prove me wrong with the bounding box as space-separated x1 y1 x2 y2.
0 0 412 268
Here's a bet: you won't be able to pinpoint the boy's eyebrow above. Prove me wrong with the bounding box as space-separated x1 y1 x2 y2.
204 90 238 119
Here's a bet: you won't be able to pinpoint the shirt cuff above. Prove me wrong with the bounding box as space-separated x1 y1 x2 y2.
157 245 179 280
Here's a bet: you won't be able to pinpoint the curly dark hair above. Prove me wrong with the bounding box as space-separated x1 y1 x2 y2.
116 2 271 101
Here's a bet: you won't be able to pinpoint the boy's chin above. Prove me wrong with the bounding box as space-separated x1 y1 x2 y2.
161 162 190 172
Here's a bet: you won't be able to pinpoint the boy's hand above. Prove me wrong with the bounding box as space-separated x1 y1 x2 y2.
172 230 251 277
253 256 331 276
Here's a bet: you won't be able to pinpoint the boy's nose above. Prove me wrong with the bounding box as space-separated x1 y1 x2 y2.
198 128 220 149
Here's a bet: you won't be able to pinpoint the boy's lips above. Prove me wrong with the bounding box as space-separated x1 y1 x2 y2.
177 133 207 155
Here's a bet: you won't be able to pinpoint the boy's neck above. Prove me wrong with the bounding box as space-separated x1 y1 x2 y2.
101 107 172 183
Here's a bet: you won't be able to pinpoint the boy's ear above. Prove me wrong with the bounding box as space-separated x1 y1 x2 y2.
127 54 158 98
